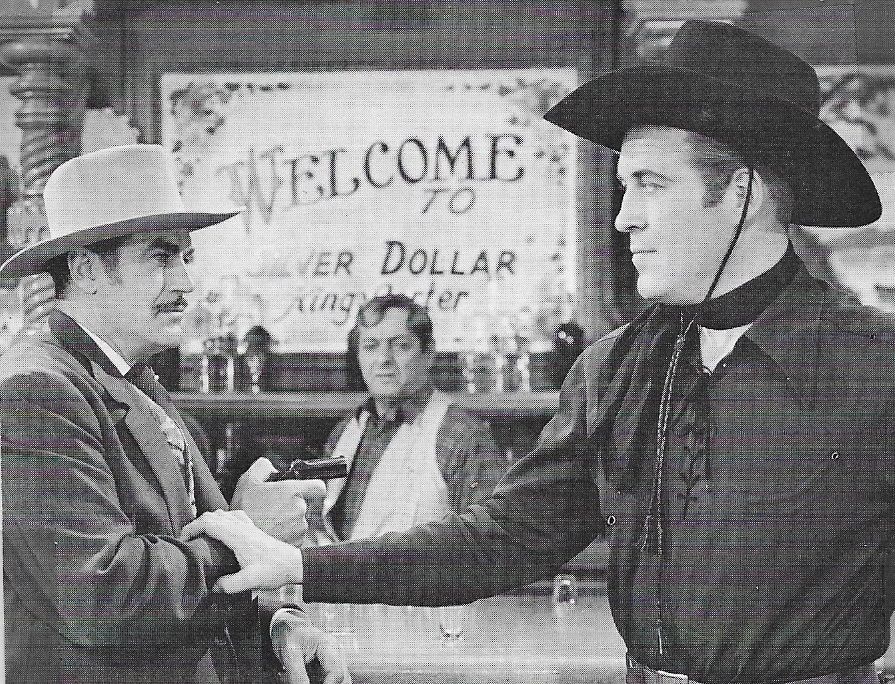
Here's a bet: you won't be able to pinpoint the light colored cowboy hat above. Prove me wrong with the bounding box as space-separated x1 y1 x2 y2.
543 20 881 228
0 144 241 280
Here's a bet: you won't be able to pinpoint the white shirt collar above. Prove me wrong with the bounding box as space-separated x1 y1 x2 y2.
80 325 132 376
699 323 752 373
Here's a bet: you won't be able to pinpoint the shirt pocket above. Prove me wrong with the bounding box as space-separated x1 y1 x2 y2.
718 400 879 512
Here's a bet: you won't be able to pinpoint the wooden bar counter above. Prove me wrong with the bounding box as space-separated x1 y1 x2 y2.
170 391 561 421
303 593 627 684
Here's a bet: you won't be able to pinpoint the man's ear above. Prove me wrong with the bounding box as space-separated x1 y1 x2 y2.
67 249 99 295
729 167 765 222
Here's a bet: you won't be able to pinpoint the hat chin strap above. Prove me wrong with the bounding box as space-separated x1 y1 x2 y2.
699 167 754 306
644 167 755 562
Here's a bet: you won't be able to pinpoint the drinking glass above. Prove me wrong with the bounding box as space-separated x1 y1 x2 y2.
321 602 354 637
438 605 465 640
552 573 579 606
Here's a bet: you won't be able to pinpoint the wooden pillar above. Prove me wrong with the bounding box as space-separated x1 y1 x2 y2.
0 16 91 331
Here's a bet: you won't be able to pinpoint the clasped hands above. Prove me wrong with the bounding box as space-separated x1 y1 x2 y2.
199 456 319 591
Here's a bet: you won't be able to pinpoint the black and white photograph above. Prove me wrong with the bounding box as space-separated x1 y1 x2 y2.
0 1 894 683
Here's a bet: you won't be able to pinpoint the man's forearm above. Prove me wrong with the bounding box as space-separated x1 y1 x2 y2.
301 506 560 606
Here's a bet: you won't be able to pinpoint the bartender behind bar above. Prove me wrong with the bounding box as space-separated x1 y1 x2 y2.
310 294 508 544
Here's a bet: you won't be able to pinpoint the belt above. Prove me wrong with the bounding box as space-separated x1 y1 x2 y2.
626 656 881 684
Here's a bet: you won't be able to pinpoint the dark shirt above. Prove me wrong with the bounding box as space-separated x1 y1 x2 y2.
304 266 895 684
324 389 507 540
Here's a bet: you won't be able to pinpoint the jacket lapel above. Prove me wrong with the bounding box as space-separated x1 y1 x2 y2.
97 362 193 529
48 309 191 530
121 364 226 515
320 411 368 541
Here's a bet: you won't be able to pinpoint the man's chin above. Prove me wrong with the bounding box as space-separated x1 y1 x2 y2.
636 284 663 302
640 293 701 306
637 282 700 306
156 325 186 349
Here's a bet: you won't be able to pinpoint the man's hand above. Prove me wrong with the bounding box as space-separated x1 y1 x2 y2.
180 509 304 593
231 458 326 544
271 610 351 684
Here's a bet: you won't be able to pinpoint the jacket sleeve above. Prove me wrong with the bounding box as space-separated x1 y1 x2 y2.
1 366 239 651
438 409 508 513
302 346 605 606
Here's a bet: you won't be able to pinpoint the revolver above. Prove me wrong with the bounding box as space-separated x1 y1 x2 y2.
267 455 348 482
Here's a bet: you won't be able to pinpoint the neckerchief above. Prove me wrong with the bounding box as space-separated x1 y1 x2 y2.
686 243 800 330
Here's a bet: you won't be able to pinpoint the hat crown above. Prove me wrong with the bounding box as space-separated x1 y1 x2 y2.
43 144 186 241
663 20 820 115
541 20 882 227
0 144 239 279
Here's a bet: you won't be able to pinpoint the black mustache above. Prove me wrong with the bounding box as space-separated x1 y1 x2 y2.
157 298 187 312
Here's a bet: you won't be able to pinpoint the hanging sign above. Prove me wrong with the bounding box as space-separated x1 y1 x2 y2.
162 69 577 351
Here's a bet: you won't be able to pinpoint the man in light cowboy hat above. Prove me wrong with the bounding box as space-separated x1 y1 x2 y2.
0 144 350 684
181 21 894 684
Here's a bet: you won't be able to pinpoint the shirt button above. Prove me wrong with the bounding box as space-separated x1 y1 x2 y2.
606 515 616 526
830 451 840 460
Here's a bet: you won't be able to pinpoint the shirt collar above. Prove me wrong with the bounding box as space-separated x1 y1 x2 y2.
78 324 132 376
358 384 435 425
741 263 827 396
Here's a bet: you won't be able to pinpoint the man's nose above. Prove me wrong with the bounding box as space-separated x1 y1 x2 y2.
614 191 645 233
169 259 195 294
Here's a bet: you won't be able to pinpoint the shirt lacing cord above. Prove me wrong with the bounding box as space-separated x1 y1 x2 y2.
642 313 696 557
676 368 714 521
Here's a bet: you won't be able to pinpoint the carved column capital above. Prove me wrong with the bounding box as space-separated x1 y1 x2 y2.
0 15 93 329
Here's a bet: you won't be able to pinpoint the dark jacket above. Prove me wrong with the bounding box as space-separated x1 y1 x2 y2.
1 309 260 684
304 266 895 684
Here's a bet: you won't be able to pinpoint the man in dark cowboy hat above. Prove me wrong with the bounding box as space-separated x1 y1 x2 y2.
0 145 350 684
182 21 893 684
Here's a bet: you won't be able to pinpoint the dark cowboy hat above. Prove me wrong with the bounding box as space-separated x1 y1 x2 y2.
543 20 881 228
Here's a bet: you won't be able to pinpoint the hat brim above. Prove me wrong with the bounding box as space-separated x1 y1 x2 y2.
0 210 240 280
544 64 882 228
